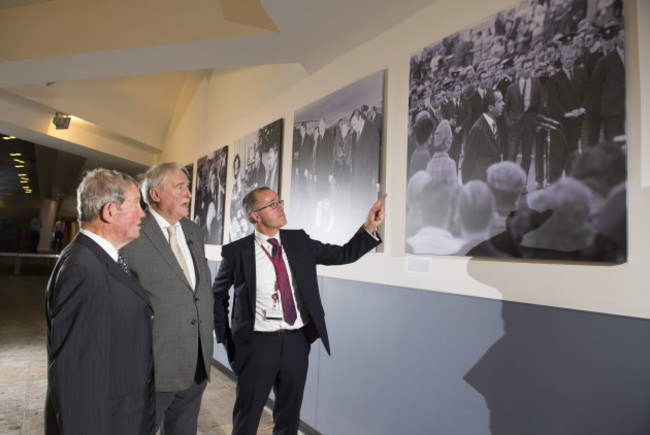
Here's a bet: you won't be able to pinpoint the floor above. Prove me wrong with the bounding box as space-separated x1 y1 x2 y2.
0 273 276 434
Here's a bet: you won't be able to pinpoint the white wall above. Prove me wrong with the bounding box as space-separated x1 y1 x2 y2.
163 0 650 320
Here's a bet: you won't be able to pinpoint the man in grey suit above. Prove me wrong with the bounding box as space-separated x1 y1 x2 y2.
121 162 214 434
46 169 154 435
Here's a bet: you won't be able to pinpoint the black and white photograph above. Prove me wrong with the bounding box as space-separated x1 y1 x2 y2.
185 162 194 216
406 0 626 262
290 70 384 245
229 118 284 242
193 146 228 245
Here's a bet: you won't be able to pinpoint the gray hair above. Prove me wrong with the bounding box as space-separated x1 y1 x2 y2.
77 168 138 225
140 162 188 205
242 187 272 223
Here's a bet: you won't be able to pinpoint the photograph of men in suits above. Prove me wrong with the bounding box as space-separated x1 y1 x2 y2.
230 119 283 242
193 147 228 245
292 71 384 246
406 0 627 262
45 169 154 435
121 162 214 434
213 187 386 435
462 88 505 184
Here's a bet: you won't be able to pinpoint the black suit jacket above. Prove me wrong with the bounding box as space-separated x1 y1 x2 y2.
212 226 380 373
546 66 587 121
45 233 155 435
462 114 501 183
504 78 543 128
590 50 625 118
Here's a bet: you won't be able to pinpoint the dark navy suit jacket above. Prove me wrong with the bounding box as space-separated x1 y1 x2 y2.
46 233 155 435
212 226 380 373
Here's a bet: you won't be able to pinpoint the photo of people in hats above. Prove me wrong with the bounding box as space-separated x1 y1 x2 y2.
406 0 626 262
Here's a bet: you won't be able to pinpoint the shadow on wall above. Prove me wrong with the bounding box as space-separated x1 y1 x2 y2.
463 186 650 434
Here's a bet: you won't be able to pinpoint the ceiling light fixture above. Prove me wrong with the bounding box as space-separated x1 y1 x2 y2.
53 112 71 130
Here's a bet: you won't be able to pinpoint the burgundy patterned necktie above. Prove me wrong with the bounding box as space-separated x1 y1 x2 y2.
267 238 297 325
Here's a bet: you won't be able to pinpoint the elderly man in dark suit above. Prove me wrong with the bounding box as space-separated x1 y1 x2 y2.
213 187 386 435
462 88 505 184
121 162 214 435
46 169 154 435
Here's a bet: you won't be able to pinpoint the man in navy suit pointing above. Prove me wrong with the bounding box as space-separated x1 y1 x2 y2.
213 187 386 434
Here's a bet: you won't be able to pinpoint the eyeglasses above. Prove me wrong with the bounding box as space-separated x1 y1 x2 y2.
253 200 285 213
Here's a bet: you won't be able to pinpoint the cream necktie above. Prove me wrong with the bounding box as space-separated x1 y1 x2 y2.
167 225 193 289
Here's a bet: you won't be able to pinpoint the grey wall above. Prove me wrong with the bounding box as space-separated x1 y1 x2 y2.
210 261 650 434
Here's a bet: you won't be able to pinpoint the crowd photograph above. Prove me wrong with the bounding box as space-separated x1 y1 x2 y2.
193 147 228 245
229 119 284 242
406 0 626 262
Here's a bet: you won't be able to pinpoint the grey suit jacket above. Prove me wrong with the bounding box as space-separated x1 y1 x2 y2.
46 233 155 435
121 211 214 392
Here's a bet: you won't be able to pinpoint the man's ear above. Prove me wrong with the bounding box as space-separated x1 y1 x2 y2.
149 187 159 203
250 212 260 224
100 203 115 223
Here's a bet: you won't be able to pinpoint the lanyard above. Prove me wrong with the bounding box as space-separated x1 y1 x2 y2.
258 240 285 301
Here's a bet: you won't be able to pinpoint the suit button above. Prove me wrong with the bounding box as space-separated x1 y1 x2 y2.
150 315 154 321
191 319 197 325
194 296 199 302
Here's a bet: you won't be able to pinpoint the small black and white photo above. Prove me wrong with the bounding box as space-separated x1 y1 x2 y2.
229 119 284 242
185 162 194 215
193 146 228 245
290 70 384 245
406 0 626 262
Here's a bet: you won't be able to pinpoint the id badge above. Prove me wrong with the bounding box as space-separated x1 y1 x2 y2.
264 308 283 321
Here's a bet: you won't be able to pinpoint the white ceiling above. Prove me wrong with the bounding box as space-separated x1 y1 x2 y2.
0 0 437 170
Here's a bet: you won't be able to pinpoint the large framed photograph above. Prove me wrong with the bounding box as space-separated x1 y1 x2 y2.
193 147 228 245
229 119 284 242
290 70 384 244
406 0 626 262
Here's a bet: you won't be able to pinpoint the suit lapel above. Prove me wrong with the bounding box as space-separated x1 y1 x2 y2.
141 212 192 290
181 219 202 289
240 234 257 307
77 234 152 309
480 116 498 148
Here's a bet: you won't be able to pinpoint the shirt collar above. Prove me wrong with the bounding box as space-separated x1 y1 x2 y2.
80 228 119 262
150 207 181 231
254 229 281 246
483 113 496 126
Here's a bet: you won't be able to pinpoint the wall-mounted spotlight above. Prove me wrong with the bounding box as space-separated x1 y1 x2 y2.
53 112 71 130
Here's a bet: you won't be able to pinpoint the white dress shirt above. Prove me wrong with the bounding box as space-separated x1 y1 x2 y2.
519 78 531 111
253 230 308 332
150 208 197 289
80 229 119 262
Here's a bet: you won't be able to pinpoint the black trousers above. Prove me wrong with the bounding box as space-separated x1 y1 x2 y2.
233 329 310 435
